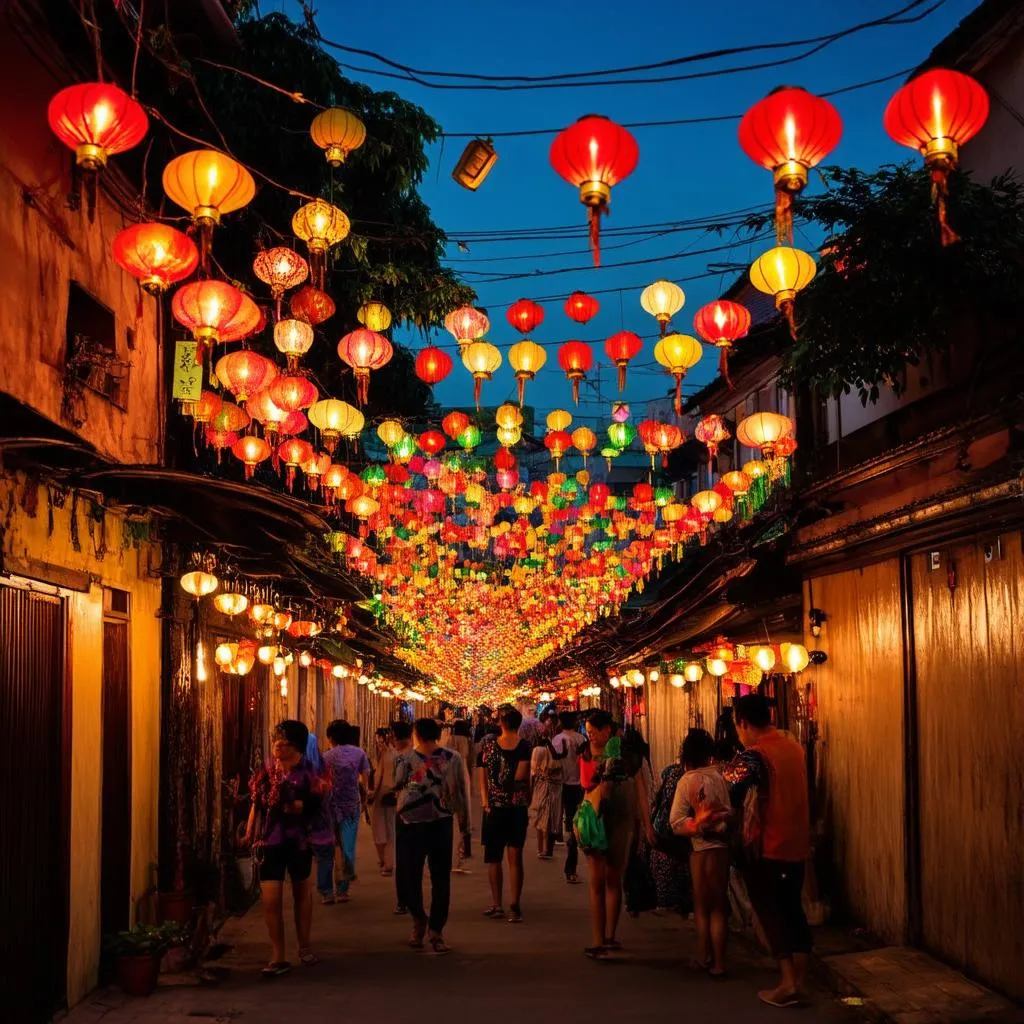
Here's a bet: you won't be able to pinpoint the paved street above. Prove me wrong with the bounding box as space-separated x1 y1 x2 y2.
69 828 863 1024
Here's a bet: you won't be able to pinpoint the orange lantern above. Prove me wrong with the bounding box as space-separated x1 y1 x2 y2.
270 374 319 412
112 223 198 295
461 340 502 410
302 452 331 490
231 434 272 479
215 350 278 403
291 200 350 287
277 438 314 491
253 246 309 318
557 341 593 405
48 82 148 170
571 426 598 466
291 285 335 326
182 388 222 424
736 411 793 459
337 329 393 406
247 389 289 441
171 281 261 362
604 330 643 392
309 107 366 166
442 411 471 441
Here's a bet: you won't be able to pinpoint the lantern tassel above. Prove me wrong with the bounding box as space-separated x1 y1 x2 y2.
780 299 798 340
517 376 525 407
931 166 960 247
588 206 607 268
572 377 581 405
285 465 296 491
617 361 627 392
718 347 734 389
774 187 794 245
673 374 683 418
474 376 483 410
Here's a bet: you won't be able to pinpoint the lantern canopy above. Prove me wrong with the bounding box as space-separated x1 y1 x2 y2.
337 328 394 406
749 246 816 338
565 290 600 324
653 333 702 415
415 345 453 386
508 340 547 405
48 82 148 170
550 115 639 266
309 107 367 166
506 299 545 335
604 330 643 391
557 340 593 405
112 223 198 295
640 280 685 335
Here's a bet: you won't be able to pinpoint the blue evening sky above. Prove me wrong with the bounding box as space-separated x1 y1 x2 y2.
288 0 979 426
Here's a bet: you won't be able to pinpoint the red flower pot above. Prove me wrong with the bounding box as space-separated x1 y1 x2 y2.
157 890 193 926
116 953 160 997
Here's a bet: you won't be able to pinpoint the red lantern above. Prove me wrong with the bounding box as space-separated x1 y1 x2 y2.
415 346 453 385
171 281 261 361
444 305 489 348
884 69 989 245
253 246 309 318
290 285 335 325
442 411 471 440
739 87 841 243
632 481 654 505
544 430 572 468
506 298 545 335
337 329 394 406
604 330 643 391
550 115 639 266
47 82 148 170
693 299 751 383
277 438 314 491
112 223 198 295
558 341 594 405
183 389 222 424
565 290 600 325
279 410 308 437
418 430 446 456
589 482 610 510
231 434 271 479
215 350 278 403
494 447 517 472
270 374 319 412
694 414 731 470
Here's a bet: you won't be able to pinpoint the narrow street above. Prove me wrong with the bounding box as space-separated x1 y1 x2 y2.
69 829 860 1024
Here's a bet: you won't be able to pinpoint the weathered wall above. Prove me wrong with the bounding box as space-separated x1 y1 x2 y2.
0 474 162 1004
647 674 721 775
962 37 1024 184
0 29 161 463
804 562 907 944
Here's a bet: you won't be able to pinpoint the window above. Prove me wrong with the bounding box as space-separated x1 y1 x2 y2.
65 282 130 410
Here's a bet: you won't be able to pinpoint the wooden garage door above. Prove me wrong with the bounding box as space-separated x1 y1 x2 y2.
912 534 1024 998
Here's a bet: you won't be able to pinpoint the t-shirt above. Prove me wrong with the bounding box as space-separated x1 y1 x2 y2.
476 736 531 808
551 731 585 786
394 746 470 830
323 744 370 819
669 765 730 852
250 757 321 848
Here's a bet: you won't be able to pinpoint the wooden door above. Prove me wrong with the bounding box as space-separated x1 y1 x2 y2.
0 583 68 1021
911 534 1024 998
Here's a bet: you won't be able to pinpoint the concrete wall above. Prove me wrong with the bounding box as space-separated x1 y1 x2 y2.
964 39 1024 184
0 474 162 1005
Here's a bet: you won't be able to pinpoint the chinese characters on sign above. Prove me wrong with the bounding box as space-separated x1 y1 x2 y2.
172 341 202 401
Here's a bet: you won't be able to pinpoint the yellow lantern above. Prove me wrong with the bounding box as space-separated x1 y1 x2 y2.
291 199 350 285
743 459 768 480
780 642 810 673
737 412 793 459
461 340 502 409
214 642 234 666
351 494 380 521
691 490 722 516
377 419 406 449
640 279 685 334
662 502 686 523
357 300 392 332
749 246 816 337
684 662 703 683
213 591 248 617
163 150 255 227
546 409 573 433
713 506 733 524
496 425 522 447
571 426 597 465
495 403 524 430
308 398 363 453
465 482 485 506
508 340 547 406
707 657 729 677
669 673 685 688
273 318 314 370
309 107 366 166
180 570 218 597
250 602 275 626
299 651 313 668
752 645 777 673
257 644 277 665
654 332 703 415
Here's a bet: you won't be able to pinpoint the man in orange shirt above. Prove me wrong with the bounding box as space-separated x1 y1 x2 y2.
723 694 812 1008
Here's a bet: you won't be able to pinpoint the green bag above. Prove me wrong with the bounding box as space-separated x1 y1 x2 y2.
573 798 608 853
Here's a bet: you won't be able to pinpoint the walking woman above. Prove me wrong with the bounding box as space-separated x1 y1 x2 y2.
528 722 563 859
370 726 399 877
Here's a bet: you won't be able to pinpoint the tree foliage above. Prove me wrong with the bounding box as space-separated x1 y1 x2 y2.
752 165 1024 403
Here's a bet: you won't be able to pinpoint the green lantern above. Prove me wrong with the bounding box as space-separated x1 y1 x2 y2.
608 421 636 450
457 425 481 452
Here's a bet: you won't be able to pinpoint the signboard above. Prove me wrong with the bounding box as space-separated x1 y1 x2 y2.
171 341 202 401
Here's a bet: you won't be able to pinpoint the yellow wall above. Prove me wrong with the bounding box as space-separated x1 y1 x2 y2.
0 474 162 1005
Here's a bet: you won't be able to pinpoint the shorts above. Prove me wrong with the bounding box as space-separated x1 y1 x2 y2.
482 806 529 863
260 839 313 883
743 858 811 959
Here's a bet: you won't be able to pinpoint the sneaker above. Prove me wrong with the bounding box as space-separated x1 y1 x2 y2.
427 934 451 956
320 894 335 905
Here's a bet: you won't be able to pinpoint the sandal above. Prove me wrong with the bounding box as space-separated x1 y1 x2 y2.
603 938 622 951
482 906 504 918
427 934 451 956
758 990 802 1008
566 874 581 885
507 906 523 924
261 961 291 978
583 946 608 959
299 951 319 966
408 922 426 949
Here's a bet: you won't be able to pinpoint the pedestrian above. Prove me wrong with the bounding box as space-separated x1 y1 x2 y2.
306 733 338 907
477 706 532 923
388 720 414 914
393 717 471 955
551 711 585 885
322 720 370 903
577 711 636 959
671 728 731 977
370 726 399 878
244 720 323 976
724 694 812 1008
528 714 563 860
448 720 475 873
648 743 692 915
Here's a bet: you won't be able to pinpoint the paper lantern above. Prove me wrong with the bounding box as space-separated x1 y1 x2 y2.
418 430 446 456
884 69 989 245
213 591 248 617
310 107 366 166
290 285 335 326
215 350 277 403
231 434 272 479
247 389 288 439
377 419 406 449
182 389 222 424
112 223 198 294
457 425 481 452
414 346 453 386
737 411 793 458
270 374 318 412
693 299 752 380
684 662 703 683
752 645 777 673
557 341 593 405
749 246 816 338
604 330 643 391
691 490 722 517
694 414 731 467
308 398 361 453
444 305 489 349
461 340 502 409
496 425 521 448
495 403 523 431
48 82 148 170
545 430 572 467
508 340 547 405
277 437 314 491
273 318 315 369
442 411 471 440
180 570 218 597
565 290 600 324
607 421 635 451
337 328 393 406
171 281 261 360
452 137 498 190
357 301 392 332
547 409 573 433
653 333 702 415
292 199 350 286
253 247 309 318
780 642 810 673
302 451 331 489
210 402 250 436
506 298 545 335
571 426 597 465
640 280 685 335
550 115 639 265
739 87 842 242
721 469 752 496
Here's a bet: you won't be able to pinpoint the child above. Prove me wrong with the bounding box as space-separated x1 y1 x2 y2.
670 728 731 977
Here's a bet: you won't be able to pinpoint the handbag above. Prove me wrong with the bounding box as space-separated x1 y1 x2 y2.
573 799 608 853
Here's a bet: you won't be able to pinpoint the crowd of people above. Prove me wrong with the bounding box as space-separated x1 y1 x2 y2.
242 694 812 1008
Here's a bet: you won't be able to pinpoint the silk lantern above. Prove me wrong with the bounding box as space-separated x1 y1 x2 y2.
749 246 816 338
653 333 702 415
557 341 593 405
604 330 643 391
112 223 198 294
508 340 546 405
337 328 393 406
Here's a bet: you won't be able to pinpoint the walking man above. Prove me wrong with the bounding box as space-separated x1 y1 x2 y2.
323 720 370 903
393 717 471 955
551 710 585 884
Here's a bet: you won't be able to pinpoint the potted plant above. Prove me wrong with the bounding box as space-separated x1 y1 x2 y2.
106 923 182 997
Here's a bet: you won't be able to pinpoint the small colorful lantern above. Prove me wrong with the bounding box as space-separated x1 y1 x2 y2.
736 411 793 459
213 591 249 617
180 570 219 597
291 199 351 287
278 438 315 491
640 280 685 335
508 340 547 405
565 290 600 324
749 246 816 338
309 107 366 166
694 414 731 469
557 341 593 405
337 328 394 406
112 223 198 295
571 426 598 466
442 411 471 441
461 340 502 409
253 247 309 318
604 330 643 392
270 374 319 412
415 345 453 386
444 305 489 350
506 298 545 335
308 398 362 454
653 333 703 415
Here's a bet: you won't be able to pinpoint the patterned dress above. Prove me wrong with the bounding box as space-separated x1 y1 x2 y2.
528 743 563 835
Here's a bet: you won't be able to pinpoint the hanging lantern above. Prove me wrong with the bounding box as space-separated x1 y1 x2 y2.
545 430 572 469
684 662 703 683
302 451 331 489
721 469 752 496
309 398 363 453
547 409 573 433
737 411 793 459
291 285 335 326
357 301 392 332
749 246 816 339
506 298 545 335
495 403 523 431
253 247 309 319
231 434 272 479
496 425 521 448
739 87 842 243
337 328 394 406
565 290 600 325
215 350 278 403
780 642 810 673
182 388 222 424
461 340 502 410
213 591 249 617
752 645 777 673
508 340 547 406
273 318 315 369
549 115 639 266
47 81 147 172
442 411 471 440
291 199 351 287
112 223 198 295
288 619 322 639
691 489 722 517
557 341 593 405
604 330 643 392
210 402 250 438
415 345 453 386
377 419 406 449
640 280 686 335
309 106 366 166
418 430 446 456
452 137 498 190
607 420 636 451
180 570 219 597
270 374 319 412
884 69 989 245
571 426 597 466
444 305 489 350
649 422 683 469
693 299 752 382
458 425 482 452
653 333 702 416
694 414 731 469
247 389 289 441
277 438 315 491
171 281 261 362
